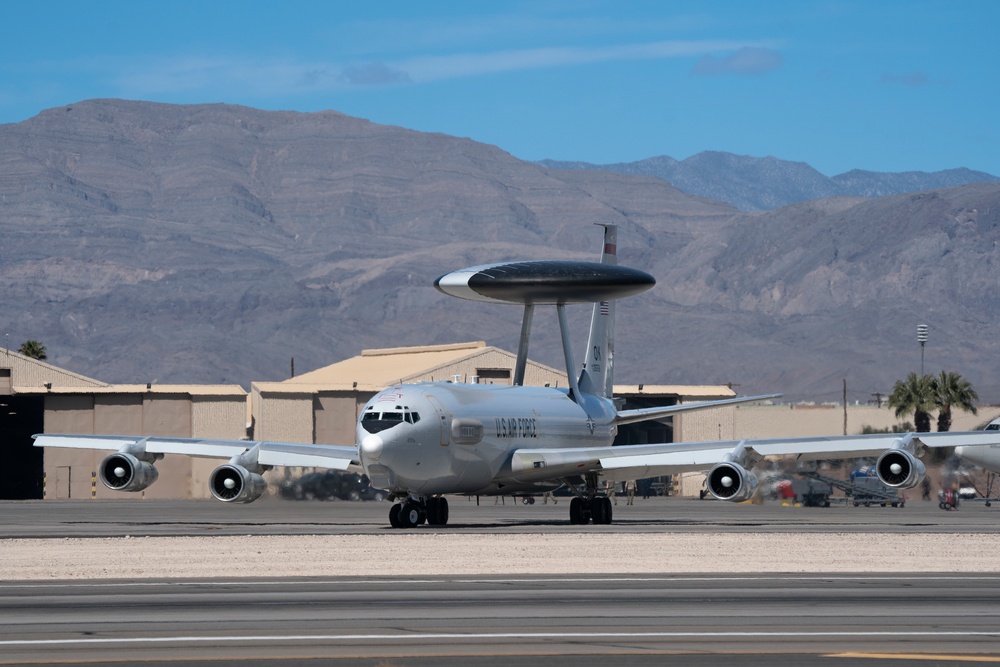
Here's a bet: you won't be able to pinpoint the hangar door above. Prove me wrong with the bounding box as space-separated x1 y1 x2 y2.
0 395 44 499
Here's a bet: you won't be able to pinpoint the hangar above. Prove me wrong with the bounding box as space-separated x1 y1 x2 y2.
1 347 107 499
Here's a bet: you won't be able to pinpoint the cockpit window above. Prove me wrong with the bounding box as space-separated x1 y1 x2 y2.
361 409 421 434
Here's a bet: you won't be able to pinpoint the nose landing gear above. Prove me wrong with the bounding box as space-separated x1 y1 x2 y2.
388 496 450 528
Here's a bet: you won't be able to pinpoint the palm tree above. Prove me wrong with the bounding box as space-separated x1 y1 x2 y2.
932 370 978 432
888 372 935 433
17 340 47 360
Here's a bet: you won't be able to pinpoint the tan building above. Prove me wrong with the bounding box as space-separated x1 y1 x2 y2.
1 346 108 500
2 345 247 500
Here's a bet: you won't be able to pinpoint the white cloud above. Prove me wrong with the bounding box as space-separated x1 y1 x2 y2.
103 39 774 98
400 40 761 83
691 46 782 76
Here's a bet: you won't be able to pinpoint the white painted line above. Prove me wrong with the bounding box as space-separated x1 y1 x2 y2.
2 574 1000 589
3 631 1000 647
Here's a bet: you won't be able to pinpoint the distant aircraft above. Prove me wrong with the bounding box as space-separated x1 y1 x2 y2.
34 225 1000 527
954 418 1000 474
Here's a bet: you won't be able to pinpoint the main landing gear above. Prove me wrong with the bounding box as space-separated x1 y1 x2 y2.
388 496 449 528
566 472 614 525
569 496 613 524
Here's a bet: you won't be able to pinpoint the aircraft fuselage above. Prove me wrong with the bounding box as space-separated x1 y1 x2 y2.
357 382 617 496
956 443 1000 475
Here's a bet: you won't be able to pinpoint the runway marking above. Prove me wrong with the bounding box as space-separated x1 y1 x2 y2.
3 574 1000 589
833 654 1000 663
3 631 1000 647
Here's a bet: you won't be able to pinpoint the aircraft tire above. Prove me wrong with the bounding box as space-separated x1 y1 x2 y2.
427 497 450 526
569 497 586 524
389 503 403 528
400 502 421 528
591 498 605 524
600 497 613 524
591 497 613 524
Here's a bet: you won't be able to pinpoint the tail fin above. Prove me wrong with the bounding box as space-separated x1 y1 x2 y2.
578 224 616 397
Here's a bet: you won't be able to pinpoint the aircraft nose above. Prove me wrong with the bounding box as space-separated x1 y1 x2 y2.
361 434 384 462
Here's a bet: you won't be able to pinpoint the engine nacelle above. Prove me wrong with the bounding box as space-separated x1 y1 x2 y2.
209 464 267 503
876 449 925 489
706 461 759 502
99 452 159 492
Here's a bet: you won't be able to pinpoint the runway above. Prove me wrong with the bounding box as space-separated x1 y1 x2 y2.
3 493 999 538
2 574 1000 665
2 497 1000 665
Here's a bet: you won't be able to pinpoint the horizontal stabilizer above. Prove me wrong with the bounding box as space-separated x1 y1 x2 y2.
615 393 782 425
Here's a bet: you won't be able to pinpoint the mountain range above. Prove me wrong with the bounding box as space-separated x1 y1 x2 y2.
539 153 999 212
1 99 998 406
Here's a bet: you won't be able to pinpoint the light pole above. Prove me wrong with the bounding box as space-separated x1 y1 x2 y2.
917 324 929 375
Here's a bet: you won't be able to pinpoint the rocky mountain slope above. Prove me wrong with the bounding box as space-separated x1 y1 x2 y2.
539 153 999 212
2 99 998 405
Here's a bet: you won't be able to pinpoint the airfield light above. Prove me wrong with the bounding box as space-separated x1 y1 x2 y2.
917 324 929 375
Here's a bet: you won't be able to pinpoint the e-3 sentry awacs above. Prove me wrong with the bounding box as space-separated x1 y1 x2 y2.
34 225 1000 527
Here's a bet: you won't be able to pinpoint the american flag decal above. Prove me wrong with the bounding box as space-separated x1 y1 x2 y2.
600 301 610 315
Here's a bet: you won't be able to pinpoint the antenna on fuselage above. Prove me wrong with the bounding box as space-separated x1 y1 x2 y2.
432 224 655 401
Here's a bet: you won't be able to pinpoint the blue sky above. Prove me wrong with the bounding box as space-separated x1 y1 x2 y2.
2 1 997 176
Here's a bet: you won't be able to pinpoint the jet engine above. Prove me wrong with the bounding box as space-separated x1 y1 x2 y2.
99 452 159 492
876 449 925 489
209 464 267 503
706 461 759 502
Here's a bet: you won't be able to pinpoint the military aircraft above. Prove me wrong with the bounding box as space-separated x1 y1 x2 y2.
954 418 1000 474
34 225 1000 527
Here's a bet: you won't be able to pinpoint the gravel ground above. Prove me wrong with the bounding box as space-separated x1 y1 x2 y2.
3 532 998 580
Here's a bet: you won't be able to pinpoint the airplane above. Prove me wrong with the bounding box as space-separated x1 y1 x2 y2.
33 224 1000 528
955 418 1000 475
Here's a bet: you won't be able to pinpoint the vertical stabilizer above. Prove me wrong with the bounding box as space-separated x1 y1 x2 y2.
578 224 617 397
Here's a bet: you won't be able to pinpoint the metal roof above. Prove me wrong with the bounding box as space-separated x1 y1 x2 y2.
284 341 513 387
15 384 247 396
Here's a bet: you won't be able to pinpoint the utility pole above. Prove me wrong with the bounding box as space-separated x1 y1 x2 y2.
843 378 848 436
917 324 929 375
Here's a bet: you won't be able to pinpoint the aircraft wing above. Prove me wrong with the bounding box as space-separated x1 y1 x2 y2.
507 430 1000 483
615 393 782 425
32 434 358 470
